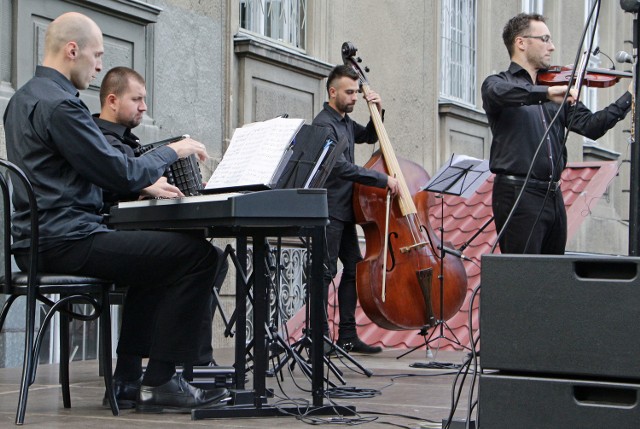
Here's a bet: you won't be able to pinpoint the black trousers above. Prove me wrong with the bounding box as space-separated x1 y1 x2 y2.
197 245 228 364
323 218 361 340
492 178 567 255
17 230 219 364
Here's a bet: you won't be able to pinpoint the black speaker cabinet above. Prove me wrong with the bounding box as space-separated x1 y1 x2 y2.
479 373 640 429
480 254 640 380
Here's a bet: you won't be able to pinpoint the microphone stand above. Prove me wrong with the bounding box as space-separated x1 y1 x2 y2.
628 9 640 255
436 216 494 261
457 216 495 256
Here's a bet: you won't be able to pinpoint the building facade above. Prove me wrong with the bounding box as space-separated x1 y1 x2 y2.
0 0 635 366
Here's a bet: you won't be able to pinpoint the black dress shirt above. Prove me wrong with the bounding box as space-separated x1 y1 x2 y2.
93 115 141 157
3 66 177 251
482 62 632 181
312 102 388 222
92 115 144 205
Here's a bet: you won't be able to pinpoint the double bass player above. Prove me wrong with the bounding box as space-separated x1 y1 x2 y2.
312 65 399 354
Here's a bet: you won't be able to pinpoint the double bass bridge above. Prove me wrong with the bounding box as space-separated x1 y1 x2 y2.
400 241 428 254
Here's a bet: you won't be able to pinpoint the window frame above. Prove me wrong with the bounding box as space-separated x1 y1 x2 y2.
439 0 478 107
239 0 307 50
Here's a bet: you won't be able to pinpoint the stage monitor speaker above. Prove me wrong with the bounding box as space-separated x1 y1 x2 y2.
480 254 640 380
479 372 640 429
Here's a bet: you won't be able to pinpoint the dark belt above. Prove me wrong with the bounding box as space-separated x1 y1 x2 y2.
495 174 562 192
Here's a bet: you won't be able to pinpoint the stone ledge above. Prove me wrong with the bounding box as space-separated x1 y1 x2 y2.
234 33 333 78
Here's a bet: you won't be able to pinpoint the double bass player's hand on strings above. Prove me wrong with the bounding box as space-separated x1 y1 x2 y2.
364 90 383 113
386 175 399 196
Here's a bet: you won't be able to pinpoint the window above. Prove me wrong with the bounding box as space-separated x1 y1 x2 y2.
522 0 544 14
440 0 477 106
239 0 307 49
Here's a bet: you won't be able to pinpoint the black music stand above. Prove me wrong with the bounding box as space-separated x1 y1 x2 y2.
275 124 346 190
398 154 489 362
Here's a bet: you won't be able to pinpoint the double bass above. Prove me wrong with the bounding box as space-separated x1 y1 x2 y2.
342 42 468 330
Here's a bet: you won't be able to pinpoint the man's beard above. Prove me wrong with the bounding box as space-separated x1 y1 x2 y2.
122 116 142 129
341 103 355 114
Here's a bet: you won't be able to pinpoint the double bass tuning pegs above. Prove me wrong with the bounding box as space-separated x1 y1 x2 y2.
355 56 370 73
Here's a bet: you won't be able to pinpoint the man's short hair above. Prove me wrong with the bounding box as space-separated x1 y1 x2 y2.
99 66 145 107
502 12 546 58
326 65 359 95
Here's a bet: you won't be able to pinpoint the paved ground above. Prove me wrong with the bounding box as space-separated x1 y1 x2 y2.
0 348 477 428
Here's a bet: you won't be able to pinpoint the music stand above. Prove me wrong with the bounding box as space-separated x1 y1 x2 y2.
424 154 490 199
401 154 489 361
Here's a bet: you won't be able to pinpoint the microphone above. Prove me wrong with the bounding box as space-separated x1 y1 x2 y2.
616 50 634 64
437 244 471 262
620 0 640 13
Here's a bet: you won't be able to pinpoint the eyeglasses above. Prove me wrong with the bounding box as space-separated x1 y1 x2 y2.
522 35 553 44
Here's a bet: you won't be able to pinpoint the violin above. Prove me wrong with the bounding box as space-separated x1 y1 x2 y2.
342 42 468 330
537 65 632 88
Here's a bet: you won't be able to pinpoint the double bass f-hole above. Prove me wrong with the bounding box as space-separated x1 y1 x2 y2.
386 232 398 272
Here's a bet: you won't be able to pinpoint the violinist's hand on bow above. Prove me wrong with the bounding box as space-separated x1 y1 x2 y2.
140 176 184 199
364 91 383 113
547 85 578 105
386 176 399 196
168 137 209 162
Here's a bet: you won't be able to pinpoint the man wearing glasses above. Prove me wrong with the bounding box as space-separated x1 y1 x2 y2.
481 12 632 254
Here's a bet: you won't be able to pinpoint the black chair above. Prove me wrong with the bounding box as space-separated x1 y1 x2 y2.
0 159 119 424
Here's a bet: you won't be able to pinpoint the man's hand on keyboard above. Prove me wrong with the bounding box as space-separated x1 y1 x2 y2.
139 176 184 199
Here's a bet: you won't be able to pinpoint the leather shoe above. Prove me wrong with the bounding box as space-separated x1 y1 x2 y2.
337 337 382 354
137 373 230 413
102 376 142 409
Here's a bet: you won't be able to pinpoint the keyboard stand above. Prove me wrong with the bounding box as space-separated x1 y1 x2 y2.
191 226 354 420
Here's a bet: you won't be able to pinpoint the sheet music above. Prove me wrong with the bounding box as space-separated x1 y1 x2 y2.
205 117 305 190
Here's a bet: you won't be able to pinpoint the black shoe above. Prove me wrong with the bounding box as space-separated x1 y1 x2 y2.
136 373 230 413
337 337 382 354
102 376 142 409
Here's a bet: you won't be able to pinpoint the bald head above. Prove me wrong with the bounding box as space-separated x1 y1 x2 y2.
43 12 104 90
45 12 100 56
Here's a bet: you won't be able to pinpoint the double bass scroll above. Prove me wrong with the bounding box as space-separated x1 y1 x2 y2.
341 41 468 331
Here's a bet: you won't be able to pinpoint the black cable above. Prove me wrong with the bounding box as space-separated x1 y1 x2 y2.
441 282 481 429
410 361 462 369
465 283 482 429
325 386 381 399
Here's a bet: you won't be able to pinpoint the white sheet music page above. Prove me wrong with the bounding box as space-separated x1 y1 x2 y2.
205 117 305 191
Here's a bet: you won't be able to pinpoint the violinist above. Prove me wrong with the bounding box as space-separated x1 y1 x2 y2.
313 65 399 354
481 12 632 254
